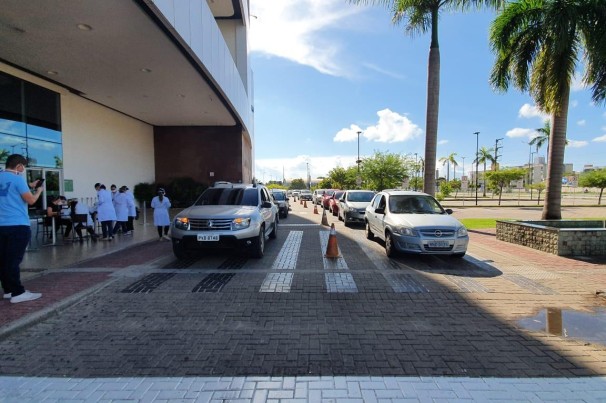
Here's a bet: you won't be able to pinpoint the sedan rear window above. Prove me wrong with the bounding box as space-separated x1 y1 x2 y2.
347 192 374 202
195 188 259 206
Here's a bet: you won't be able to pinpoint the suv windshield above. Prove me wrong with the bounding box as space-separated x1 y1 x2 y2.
388 195 444 214
194 187 259 206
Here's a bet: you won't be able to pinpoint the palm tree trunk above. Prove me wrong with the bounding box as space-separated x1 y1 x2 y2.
483 161 487 197
542 87 570 219
423 8 440 197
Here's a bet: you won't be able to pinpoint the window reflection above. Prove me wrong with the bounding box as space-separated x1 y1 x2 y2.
27 138 63 168
0 118 26 137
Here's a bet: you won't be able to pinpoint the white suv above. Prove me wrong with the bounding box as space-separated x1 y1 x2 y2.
170 183 279 259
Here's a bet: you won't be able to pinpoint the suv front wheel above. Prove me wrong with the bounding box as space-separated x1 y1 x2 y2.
250 226 265 258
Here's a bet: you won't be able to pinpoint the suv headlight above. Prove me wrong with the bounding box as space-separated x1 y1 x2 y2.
457 227 468 237
232 217 251 230
174 217 190 230
393 227 418 236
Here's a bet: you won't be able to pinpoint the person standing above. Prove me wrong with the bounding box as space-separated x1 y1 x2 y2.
151 188 171 241
95 183 116 240
0 154 44 303
124 186 136 235
112 186 129 235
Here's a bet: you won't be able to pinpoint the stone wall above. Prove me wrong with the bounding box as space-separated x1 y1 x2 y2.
496 220 606 256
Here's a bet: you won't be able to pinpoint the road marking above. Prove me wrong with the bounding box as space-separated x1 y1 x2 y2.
260 272 294 293
271 231 302 270
325 272 358 293
319 230 348 271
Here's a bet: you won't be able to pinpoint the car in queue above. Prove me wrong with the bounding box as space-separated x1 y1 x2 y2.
270 189 290 218
364 190 468 258
170 182 279 259
299 190 313 201
321 189 339 209
312 189 326 205
337 190 375 226
327 190 345 216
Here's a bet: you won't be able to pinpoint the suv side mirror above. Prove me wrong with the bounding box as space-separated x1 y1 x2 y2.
445 208 453 215
262 201 273 209
375 207 385 215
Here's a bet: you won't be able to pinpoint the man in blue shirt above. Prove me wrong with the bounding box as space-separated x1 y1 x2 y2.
0 154 44 303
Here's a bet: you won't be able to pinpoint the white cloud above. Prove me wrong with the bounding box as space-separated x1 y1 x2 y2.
518 103 549 120
577 119 586 126
566 140 588 148
250 0 363 77
362 63 405 80
334 109 422 143
255 155 358 180
571 72 585 91
592 135 606 142
505 127 537 140
570 100 579 108
438 140 449 145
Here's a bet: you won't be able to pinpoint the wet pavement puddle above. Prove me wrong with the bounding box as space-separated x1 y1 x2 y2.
517 307 606 346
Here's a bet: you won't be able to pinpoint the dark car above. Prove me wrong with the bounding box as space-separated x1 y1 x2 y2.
299 190 312 201
271 189 290 218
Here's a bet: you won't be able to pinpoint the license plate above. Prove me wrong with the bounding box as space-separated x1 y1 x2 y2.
428 241 449 248
197 234 219 242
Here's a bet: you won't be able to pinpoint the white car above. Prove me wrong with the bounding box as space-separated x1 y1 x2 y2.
365 190 469 258
170 183 279 259
338 190 375 226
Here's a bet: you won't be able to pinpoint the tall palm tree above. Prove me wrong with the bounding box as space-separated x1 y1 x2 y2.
530 120 568 165
490 0 606 219
351 0 503 196
474 146 495 197
439 152 458 181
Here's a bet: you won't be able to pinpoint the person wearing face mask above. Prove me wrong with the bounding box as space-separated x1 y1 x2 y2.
0 154 44 303
151 188 171 241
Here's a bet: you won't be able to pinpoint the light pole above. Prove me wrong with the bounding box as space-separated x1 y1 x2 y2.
306 162 310 189
529 150 536 199
474 132 479 206
414 152 418 191
356 131 362 188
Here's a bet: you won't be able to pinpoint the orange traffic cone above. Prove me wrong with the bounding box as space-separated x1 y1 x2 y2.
313 204 318 214
300 199 303 205
304 200 308 208
325 223 339 258
321 207 329 226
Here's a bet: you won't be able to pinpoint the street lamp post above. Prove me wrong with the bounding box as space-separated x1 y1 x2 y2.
356 131 362 188
414 152 418 191
529 150 536 199
474 132 479 206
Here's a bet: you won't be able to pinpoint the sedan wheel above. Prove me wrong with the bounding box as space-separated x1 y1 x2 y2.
365 221 374 240
269 218 277 239
385 232 397 258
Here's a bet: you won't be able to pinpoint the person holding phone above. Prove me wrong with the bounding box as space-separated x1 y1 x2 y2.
0 154 44 303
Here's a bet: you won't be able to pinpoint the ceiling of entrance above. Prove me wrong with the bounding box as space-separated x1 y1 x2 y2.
0 0 238 127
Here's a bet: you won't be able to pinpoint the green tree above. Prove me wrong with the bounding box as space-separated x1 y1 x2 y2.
490 0 606 219
450 178 461 198
325 166 358 189
485 167 526 205
351 0 503 197
529 182 546 205
0 149 9 163
529 120 568 164
361 151 409 191
579 168 606 205
289 178 307 190
473 146 495 197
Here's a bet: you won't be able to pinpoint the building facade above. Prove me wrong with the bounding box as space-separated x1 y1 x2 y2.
0 0 254 210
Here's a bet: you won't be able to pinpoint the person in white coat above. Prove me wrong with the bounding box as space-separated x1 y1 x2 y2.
151 188 171 241
112 187 129 235
71 200 98 241
124 186 136 234
95 183 117 240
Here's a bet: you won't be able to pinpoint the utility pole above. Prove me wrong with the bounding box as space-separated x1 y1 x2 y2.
474 132 480 206
494 138 504 170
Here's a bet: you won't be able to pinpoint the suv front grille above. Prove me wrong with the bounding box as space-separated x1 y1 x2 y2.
189 218 232 231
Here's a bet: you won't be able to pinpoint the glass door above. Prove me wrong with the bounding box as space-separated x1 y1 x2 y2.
26 168 62 213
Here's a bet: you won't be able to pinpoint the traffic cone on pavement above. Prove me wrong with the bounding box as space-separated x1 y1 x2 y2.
325 223 339 258
300 199 303 205
321 207 329 226
313 204 318 214
304 200 308 208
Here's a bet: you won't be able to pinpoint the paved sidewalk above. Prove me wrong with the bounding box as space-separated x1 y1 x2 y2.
1 203 606 402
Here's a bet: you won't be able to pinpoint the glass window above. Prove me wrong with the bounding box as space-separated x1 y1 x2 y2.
26 124 62 143
0 134 27 162
0 118 26 137
26 138 63 168
0 72 23 124
195 187 258 206
24 82 61 132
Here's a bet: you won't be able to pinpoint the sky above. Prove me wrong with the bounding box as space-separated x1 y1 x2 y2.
249 0 606 183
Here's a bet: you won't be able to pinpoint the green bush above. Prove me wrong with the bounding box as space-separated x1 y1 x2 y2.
134 177 207 208
134 182 155 205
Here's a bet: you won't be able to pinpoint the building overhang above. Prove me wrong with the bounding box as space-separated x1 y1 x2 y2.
0 0 241 127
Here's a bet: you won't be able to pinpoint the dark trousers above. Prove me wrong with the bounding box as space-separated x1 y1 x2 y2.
127 216 135 232
113 221 128 234
157 226 169 238
101 221 113 238
0 225 30 297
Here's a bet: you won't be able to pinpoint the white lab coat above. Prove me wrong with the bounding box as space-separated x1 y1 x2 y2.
151 195 171 226
74 201 94 226
126 191 136 217
97 188 117 222
113 192 129 222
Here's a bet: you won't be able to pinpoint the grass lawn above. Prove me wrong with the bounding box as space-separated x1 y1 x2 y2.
459 218 500 229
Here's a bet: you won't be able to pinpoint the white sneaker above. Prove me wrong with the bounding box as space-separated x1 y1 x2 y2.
10 291 42 304
3 293 11 299
163 235 171 240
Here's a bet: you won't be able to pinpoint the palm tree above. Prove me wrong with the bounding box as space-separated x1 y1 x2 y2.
490 0 606 219
474 146 495 197
530 120 568 165
351 0 503 196
439 152 458 181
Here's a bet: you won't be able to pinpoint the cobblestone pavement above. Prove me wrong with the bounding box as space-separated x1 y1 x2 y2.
1 202 606 401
